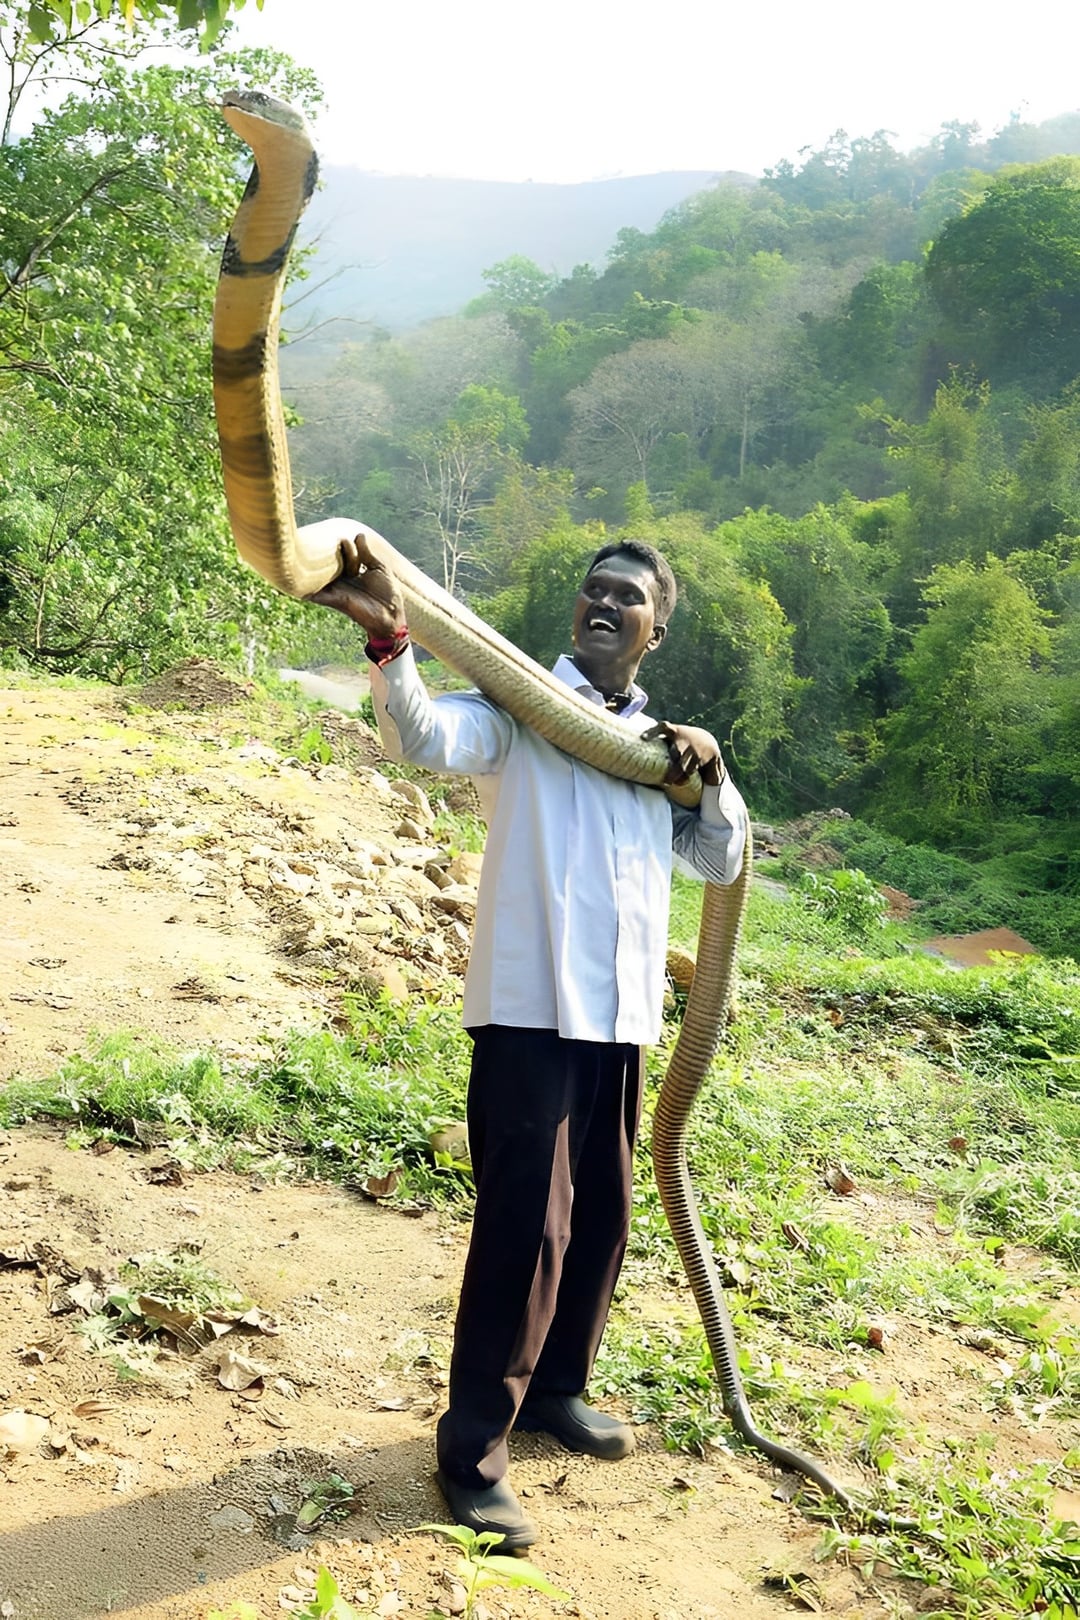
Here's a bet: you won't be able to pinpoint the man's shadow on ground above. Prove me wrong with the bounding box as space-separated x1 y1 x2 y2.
0 1433 443 1619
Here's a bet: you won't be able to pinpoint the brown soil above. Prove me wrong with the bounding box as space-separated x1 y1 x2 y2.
0 679 1075 1620
920 927 1039 968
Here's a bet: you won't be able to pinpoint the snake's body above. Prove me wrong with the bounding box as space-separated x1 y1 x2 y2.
212 90 859 1513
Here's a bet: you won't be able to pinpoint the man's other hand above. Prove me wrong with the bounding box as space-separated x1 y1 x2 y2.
643 721 726 787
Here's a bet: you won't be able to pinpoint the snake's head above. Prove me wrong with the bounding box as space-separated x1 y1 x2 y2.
220 88 316 156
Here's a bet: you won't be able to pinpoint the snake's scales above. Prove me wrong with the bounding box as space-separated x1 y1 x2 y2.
211 88 859 1513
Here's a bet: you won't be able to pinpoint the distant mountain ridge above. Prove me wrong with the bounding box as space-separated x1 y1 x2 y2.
290 165 748 335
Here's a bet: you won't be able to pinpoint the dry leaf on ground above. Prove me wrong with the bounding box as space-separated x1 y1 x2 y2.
824 1163 856 1195
0 1410 50 1457
212 1347 269 1391
361 1169 402 1200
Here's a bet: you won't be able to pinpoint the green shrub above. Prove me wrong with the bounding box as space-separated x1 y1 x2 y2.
793 867 887 937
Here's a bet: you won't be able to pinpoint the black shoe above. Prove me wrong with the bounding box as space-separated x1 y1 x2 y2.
434 1469 538 1550
515 1392 635 1460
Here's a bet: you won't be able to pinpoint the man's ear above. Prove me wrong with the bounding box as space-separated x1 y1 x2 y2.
648 622 667 649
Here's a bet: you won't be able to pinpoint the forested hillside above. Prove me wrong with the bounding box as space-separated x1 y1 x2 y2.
285 120 1080 958
285 165 733 332
1 9 1077 955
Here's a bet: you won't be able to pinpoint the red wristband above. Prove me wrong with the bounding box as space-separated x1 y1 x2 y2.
364 625 410 668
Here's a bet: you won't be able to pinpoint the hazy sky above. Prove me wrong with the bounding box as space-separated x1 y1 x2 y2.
224 0 1080 182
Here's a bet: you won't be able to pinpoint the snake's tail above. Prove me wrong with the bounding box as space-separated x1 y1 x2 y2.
652 838 856 1509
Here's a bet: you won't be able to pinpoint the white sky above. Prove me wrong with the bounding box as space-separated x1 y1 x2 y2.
224 0 1080 181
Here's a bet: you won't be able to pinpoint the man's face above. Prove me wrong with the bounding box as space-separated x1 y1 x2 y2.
571 554 665 684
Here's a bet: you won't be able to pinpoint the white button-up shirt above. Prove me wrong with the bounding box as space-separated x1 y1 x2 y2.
370 649 747 1046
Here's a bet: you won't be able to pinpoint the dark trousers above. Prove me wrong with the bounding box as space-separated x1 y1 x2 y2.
436 1024 644 1489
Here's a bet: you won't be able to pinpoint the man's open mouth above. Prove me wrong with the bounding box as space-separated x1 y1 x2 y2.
587 614 619 634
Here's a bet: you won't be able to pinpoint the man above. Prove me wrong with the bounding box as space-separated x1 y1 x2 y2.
311 529 747 1548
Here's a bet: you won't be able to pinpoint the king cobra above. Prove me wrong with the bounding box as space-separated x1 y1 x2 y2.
211 89 863 1516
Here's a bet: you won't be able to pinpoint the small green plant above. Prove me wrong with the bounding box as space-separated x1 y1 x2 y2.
296 725 334 765
430 802 487 854
420 1524 570 1617
794 866 887 936
293 1566 365 1618
356 693 376 727
205 1568 368 1620
992 1332 1080 1420
296 1473 356 1530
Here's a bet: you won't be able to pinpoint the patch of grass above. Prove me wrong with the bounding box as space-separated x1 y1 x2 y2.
822 1448 1080 1620
0 1001 471 1205
823 815 1080 961
593 1313 726 1455
429 799 487 855
79 1245 249 1359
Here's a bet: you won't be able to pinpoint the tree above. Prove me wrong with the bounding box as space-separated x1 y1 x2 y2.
3 2 150 146
409 385 528 597
729 503 892 800
523 319 626 464
657 183 787 264
473 255 557 312
478 461 573 591
371 313 524 433
879 375 1013 621
876 559 1050 843
0 46 319 676
287 370 392 525
567 339 702 504
1008 397 1080 549
687 305 810 481
926 158 1080 393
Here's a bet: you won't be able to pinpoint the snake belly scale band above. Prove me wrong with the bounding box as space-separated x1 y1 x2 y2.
212 88 856 1513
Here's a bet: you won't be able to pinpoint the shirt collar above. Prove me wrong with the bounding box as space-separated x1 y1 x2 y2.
551 653 649 718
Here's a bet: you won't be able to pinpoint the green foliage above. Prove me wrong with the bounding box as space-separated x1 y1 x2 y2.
823 1455 1080 1620
725 503 892 797
291 1567 364 1620
22 0 256 47
296 725 334 766
0 46 320 679
825 817 1080 956
295 1475 356 1531
879 376 1015 614
875 557 1051 841
206 1566 370 1620
927 158 1080 393
793 867 887 936
409 384 531 595
78 1245 250 1359
474 254 558 311
0 1010 472 1201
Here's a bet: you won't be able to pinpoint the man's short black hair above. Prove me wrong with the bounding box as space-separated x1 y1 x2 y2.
586 539 678 626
